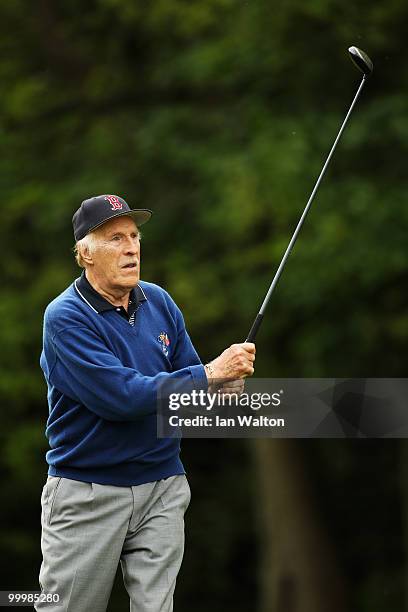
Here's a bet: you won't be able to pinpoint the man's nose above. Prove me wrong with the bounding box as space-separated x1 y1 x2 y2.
123 237 139 254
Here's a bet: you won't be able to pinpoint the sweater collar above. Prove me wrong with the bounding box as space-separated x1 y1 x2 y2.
74 271 147 315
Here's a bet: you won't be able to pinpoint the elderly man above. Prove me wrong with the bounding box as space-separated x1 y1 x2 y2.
36 194 255 612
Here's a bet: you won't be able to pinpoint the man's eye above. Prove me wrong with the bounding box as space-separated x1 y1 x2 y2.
112 236 121 241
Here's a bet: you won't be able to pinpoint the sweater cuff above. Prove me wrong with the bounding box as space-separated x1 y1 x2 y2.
189 364 208 391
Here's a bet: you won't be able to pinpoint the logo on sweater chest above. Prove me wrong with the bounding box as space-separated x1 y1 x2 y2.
157 331 171 357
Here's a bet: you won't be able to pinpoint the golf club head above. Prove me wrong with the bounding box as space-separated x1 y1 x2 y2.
348 46 373 77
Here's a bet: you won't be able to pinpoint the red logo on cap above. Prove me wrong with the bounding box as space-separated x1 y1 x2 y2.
104 195 123 211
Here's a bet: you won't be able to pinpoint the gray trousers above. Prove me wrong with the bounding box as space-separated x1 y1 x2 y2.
35 475 191 612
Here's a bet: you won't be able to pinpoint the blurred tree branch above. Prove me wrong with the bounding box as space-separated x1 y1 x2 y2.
252 439 347 612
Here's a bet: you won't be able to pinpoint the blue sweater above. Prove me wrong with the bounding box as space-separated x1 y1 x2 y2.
40 278 207 486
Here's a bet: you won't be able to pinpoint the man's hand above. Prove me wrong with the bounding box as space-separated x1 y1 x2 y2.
205 343 256 383
218 378 245 398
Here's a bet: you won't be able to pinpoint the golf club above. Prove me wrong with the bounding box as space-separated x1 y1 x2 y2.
245 46 373 343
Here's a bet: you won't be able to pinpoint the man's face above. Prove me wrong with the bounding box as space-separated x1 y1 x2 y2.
87 216 141 292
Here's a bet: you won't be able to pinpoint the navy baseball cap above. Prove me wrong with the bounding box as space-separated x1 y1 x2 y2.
72 194 152 241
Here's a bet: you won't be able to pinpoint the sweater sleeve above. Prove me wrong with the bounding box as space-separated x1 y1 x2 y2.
50 325 208 422
170 302 204 373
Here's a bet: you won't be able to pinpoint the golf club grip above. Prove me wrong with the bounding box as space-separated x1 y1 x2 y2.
245 313 264 343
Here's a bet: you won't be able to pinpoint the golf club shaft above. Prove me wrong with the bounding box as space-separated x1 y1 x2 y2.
246 75 368 343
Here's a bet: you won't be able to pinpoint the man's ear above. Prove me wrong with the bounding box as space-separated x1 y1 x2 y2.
81 244 94 266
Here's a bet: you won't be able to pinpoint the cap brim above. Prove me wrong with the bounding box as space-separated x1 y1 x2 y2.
87 209 153 235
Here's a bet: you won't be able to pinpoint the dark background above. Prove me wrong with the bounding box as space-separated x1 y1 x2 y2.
1 1 407 610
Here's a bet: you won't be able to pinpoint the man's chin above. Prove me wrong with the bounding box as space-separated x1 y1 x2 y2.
118 272 140 288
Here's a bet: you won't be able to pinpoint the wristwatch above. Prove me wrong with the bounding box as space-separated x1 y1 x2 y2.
204 362 214 379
